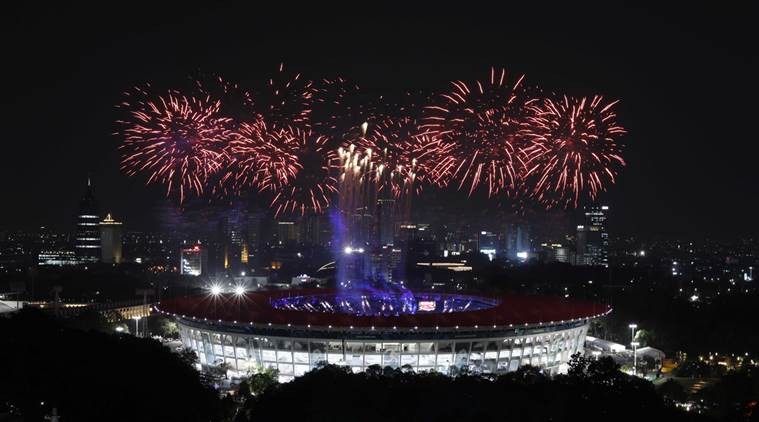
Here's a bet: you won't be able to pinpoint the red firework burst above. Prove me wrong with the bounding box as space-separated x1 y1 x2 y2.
218 119 301 196
523 95 626 208
117 87 235 203
420 67 534 197
268 127 339 216
358 117 454 197
252 63 315 130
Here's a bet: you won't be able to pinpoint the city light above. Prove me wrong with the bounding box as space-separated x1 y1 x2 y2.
210 284 223 296
234 285 246 296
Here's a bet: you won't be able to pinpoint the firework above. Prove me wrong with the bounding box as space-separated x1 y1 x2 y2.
117 86 235 203
311 77 377 138
523 95 626 208
269 127 340 216
420 67 535 197
357 117 453 197
117 66 628 213
251 63 315 130
218 119 302 196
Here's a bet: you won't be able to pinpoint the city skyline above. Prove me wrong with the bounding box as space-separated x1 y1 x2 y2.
2 6 758 420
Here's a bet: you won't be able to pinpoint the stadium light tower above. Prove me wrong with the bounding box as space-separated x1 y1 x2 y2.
233 285 246 321
132 316 142 338
209 284 223 319
631 341 640 376
628 323 637 344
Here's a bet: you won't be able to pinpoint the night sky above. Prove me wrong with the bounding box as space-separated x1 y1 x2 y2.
1 3 756 237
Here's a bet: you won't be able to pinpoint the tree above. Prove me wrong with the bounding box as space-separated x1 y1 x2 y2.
249 367 279 396
240 361 693 422
150 315 179 339
0 309 220 421
237 379 251 400
178 347 199 367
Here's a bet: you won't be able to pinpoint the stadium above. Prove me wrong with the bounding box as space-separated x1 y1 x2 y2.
157 289 611 382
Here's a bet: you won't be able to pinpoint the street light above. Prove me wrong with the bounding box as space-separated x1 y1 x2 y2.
631 341 640 376
234 285 246 296
628 323 637 344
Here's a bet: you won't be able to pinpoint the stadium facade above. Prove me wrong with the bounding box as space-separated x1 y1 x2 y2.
157 289 610 382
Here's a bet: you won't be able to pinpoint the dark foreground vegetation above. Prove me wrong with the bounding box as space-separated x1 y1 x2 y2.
3 309 757 421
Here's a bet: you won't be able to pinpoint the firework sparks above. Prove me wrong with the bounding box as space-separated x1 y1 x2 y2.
117 87 234 203
523 95 626 208
252 63 315 130
268 127 340 216
357 117 453 197
219 119 301 196
311 77 378 138
421 68 535 197
117 66 627 212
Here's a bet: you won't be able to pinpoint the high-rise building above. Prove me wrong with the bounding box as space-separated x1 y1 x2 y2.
75 177 100 262
300 214 330 247
576 205 609 267
377 198 396 246
180 244 206 276
478 231 498 260
276 221 299 245
369 245 403 283
100 213 123 264
504 221 530 261
246 212 265 267
538 243 573 264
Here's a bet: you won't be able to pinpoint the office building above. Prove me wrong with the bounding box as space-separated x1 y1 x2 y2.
100 213 123 264
75 177 100 262
180 244 206 276
576 205 609 267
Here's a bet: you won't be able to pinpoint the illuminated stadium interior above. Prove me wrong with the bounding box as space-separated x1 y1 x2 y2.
269 292 500 317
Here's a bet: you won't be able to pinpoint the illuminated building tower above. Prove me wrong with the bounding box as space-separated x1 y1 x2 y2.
478 231 498 261
276 221 299 246
241 243 249 265
300 214 327 247
246 212 264 265
180 244 206 276
99 213 123 264
576 205 609 267
75 177 100 262
504 221 530 261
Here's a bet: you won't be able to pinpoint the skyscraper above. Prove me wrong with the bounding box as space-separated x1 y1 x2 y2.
100 213 123 264
276 221 299 245
376 198 396 246
576 205 609 267
504 221 530 261
300 214 328 247
180 244 206 276
75 177 100 262
478 231 498 260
